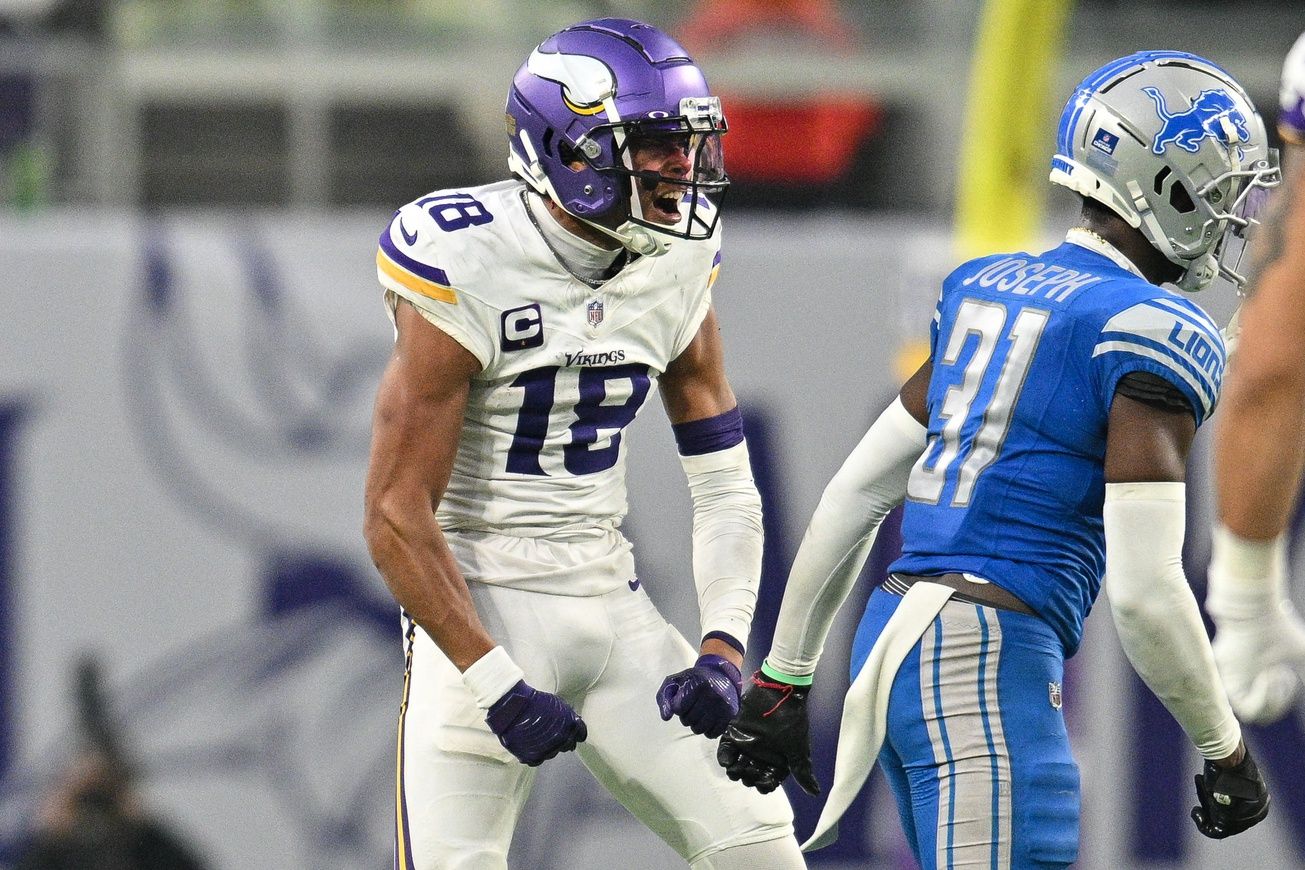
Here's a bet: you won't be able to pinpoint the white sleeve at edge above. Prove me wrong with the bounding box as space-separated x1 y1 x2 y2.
767 397 927 676
1104 481 1241 760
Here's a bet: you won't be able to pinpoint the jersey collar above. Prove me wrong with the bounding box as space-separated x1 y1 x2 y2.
1065 227 1146 279
521 190 630 288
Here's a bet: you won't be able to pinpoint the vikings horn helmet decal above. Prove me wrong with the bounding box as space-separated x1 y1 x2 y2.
525 49 614 116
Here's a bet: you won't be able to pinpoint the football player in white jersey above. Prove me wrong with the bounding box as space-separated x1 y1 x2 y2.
1207 32 1305 723
362 18 804 870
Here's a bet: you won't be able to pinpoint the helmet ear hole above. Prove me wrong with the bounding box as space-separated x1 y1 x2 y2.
557 140 584 169
1168 181 1196 214
1151 166 1196 214
541 129 555 158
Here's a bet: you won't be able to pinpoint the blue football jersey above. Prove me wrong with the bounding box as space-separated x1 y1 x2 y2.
889 231 1225 655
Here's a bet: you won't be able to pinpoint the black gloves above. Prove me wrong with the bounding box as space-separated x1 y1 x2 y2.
717 670 820 796
1190 747 1270 839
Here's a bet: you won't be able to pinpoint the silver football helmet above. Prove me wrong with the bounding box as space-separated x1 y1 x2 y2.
1051 51 1279 292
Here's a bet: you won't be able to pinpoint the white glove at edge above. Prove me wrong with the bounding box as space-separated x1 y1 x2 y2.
1207 526 1305 724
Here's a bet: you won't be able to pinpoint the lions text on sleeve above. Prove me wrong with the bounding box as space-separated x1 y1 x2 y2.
891 229 1225 655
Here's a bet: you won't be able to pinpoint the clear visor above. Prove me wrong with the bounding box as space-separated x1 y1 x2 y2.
691 132 726 184
604 121 728 187
582 112 730 242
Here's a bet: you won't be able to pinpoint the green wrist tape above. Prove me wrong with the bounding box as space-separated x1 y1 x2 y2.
760 659 813 686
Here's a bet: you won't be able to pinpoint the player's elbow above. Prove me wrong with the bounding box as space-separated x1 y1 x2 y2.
361 500 393 564
362 487 418 561
1105 558 1187 623
1105 583 1151 623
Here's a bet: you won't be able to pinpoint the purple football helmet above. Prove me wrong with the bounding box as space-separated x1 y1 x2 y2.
506 18 728 254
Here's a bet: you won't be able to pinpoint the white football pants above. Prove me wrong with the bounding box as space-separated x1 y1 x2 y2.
394 580 802 870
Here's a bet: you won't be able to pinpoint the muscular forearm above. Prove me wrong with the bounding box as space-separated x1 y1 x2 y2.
1215 367 1305 540
364 500 495 671
1216 184 1305 540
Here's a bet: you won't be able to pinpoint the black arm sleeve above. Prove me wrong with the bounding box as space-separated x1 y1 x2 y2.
1115 370 1193 414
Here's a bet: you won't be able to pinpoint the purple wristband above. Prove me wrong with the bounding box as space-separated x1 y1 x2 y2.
702 630 745 656
672 407 745 456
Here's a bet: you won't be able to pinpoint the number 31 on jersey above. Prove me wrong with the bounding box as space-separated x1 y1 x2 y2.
909 299 1050 508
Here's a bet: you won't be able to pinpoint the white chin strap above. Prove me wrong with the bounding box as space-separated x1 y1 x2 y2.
577 215 673 257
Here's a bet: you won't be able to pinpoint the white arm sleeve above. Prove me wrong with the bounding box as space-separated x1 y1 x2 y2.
767 397 927 677
1103 482 1241 759
680 440 765 646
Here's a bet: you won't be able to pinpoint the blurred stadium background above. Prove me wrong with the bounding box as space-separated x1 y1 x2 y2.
1 1 1303 868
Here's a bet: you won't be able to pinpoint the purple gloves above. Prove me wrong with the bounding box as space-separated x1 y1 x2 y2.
656 654 744 739
485 680 587 766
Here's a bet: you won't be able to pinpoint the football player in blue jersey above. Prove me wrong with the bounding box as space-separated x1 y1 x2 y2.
363 18 805 870
1207 31 1305 725
717 52 1277 867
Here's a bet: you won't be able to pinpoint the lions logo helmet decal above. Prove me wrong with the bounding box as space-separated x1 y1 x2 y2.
1143 86 1251 156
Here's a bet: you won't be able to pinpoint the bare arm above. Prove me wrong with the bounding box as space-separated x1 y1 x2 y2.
661 306 738 424
899 359 932 426
1104 392 1193 483
1215 148 1305 540
362 300 494 671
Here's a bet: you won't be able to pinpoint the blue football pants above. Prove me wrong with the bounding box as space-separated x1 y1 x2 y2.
851 587 1081 869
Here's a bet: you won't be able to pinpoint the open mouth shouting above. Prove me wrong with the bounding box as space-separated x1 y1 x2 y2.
646 187 685 224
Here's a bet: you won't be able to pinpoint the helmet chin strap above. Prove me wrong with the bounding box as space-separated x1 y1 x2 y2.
574 216 673 257
552 197 670 256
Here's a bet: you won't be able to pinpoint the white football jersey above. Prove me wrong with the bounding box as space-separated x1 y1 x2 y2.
1281 31 1305 144
376 180 721 594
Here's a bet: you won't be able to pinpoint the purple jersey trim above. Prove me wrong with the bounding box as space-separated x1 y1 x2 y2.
672 407 744 456
378 223 452 287
1281 96 1305 143
702 630 745 655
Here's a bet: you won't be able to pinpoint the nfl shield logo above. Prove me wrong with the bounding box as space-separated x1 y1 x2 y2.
587 299 604 326
1090 128 1120 155
1048 681 1063 710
